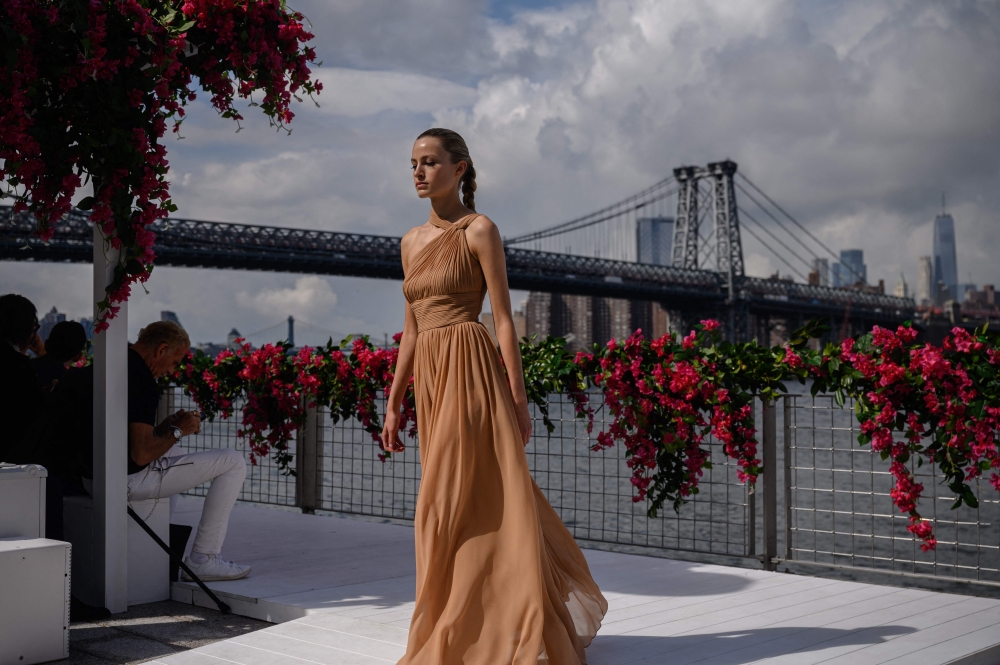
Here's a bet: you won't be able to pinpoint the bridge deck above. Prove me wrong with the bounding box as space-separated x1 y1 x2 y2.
160 497 1000 665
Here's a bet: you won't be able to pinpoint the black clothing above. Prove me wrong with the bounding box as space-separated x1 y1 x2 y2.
0 343 44 462
31 354 69 391
18 347 161 478
126 347 160 473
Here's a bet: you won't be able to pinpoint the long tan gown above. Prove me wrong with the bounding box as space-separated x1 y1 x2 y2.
399 213 607 665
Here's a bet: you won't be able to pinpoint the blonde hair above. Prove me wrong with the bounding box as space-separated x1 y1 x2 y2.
136 320 190 351
417 128 477 211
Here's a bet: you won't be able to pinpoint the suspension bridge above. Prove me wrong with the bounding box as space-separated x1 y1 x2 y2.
0 160 914 342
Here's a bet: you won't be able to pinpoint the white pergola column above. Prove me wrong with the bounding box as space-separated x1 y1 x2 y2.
93 225 129 613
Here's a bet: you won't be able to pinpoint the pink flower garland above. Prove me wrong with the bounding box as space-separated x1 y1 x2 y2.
1 1 321 331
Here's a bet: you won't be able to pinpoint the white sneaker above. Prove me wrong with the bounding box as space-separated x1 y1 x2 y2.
181 555 251 582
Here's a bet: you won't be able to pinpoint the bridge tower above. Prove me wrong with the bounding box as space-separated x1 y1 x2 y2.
671 165 703 270
708 160 745 293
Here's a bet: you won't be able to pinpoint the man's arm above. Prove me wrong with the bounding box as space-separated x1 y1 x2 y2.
128 410 200 468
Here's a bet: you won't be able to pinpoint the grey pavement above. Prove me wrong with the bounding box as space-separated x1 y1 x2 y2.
67 600 269 664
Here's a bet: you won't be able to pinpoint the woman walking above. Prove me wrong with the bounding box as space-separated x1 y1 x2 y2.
382 128 607 664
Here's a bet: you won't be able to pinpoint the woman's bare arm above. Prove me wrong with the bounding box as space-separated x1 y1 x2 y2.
465 215 532 445
382 231 420 452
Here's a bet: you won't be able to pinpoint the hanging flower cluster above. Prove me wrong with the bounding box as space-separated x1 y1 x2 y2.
574 321 764 516
171 335 415 474
0 0 321 331
803 323 1000 551
165 322 1000 549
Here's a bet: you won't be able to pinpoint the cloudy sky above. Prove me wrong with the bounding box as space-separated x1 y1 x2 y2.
5 0 999 346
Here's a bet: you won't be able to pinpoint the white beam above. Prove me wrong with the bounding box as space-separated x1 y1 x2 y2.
92 225 128 613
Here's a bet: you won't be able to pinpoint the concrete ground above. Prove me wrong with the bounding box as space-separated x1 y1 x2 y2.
67 600 269 664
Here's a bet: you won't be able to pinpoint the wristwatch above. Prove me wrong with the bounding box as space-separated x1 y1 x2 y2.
170 426 183 442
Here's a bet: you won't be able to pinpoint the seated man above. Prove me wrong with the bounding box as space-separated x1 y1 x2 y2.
61 320 251 581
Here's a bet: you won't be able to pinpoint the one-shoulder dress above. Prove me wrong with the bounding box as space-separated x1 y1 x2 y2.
398 213 607 664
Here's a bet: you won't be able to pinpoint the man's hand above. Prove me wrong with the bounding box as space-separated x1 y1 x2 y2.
167 409 201 436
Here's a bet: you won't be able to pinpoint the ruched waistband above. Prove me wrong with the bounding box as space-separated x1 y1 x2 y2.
411 292 483 333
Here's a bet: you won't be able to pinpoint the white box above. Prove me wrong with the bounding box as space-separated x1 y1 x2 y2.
63 495 170 607
0 538 71 665
0 463 46 539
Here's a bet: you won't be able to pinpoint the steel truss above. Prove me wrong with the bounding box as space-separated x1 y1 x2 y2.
0 206 915 328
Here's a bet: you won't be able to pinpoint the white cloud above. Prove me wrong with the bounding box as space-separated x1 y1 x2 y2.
311 68 477 118
237 276 338 323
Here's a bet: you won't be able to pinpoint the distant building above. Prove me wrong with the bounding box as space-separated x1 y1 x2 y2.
525 292 670 349
917 256 933 306
933 213 958 300
636 217 673 266
893 273 909 299
38 307 66 342
161 311 182 326
832 250 866 287
812 258 829 287
227 328 242 349
479 307 527 345
77 317 95 341
956 283 976 302
966 284 997 308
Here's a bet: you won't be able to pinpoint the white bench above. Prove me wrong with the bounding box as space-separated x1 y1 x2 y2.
63 494 170 606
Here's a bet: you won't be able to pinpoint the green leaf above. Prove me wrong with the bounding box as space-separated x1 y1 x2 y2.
76 196 94 211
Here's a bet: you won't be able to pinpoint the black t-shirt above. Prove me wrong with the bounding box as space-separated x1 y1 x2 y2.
45 347 161 477
125 347 160 474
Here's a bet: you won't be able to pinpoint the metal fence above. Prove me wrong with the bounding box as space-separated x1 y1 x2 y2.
782 394 1000 591
165 386 1000 595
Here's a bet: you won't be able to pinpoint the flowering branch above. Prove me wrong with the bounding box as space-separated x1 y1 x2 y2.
1 0 321 330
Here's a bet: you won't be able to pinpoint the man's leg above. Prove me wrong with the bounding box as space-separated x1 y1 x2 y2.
127 449 248 578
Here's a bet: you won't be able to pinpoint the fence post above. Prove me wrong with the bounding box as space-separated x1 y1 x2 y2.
296 399 319 514
762 398 777 571
783 395 793 562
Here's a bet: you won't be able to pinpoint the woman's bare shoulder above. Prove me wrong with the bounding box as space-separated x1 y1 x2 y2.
400 225 425 268
465 213 500 240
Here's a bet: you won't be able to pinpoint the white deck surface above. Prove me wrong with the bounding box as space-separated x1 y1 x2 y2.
158 496 1000 665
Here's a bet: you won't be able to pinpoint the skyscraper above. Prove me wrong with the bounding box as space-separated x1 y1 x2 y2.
636 217 673 266
893 273 909 299
161 310 182 326
832 250 866 287
933 213 958 300
917 256 933 305
38 307 66 341
812 258 829 287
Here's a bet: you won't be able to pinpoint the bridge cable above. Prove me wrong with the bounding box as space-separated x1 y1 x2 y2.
735 182 822 262
504 177 676 245
738 223 811 283
737 172 865 284
737 207 810 283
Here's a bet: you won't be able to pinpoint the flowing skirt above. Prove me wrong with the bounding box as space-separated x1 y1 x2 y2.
398 321 607 665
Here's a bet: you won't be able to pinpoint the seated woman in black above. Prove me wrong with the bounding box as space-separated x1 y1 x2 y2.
32 320 88 392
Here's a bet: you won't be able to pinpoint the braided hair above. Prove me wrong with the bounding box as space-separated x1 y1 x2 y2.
417 128 476 211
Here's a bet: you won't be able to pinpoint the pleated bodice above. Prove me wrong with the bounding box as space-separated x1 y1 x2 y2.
402 214 486 333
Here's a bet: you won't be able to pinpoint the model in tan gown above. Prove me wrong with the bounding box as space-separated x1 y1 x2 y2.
398 213 607 664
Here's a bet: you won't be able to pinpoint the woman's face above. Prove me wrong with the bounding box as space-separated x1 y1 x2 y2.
411 137 465 201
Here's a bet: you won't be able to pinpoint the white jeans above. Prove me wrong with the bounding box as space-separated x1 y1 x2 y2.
127 448 246 556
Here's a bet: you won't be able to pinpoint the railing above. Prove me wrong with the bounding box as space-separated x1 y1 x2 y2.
163 387 1000 596
781 394 1000 592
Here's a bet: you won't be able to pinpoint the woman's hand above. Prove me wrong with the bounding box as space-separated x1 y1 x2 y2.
514 398 532 448
381 408 405 453
27 332 45 357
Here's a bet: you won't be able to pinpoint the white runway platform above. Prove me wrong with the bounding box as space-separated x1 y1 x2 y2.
156 496 1000 665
